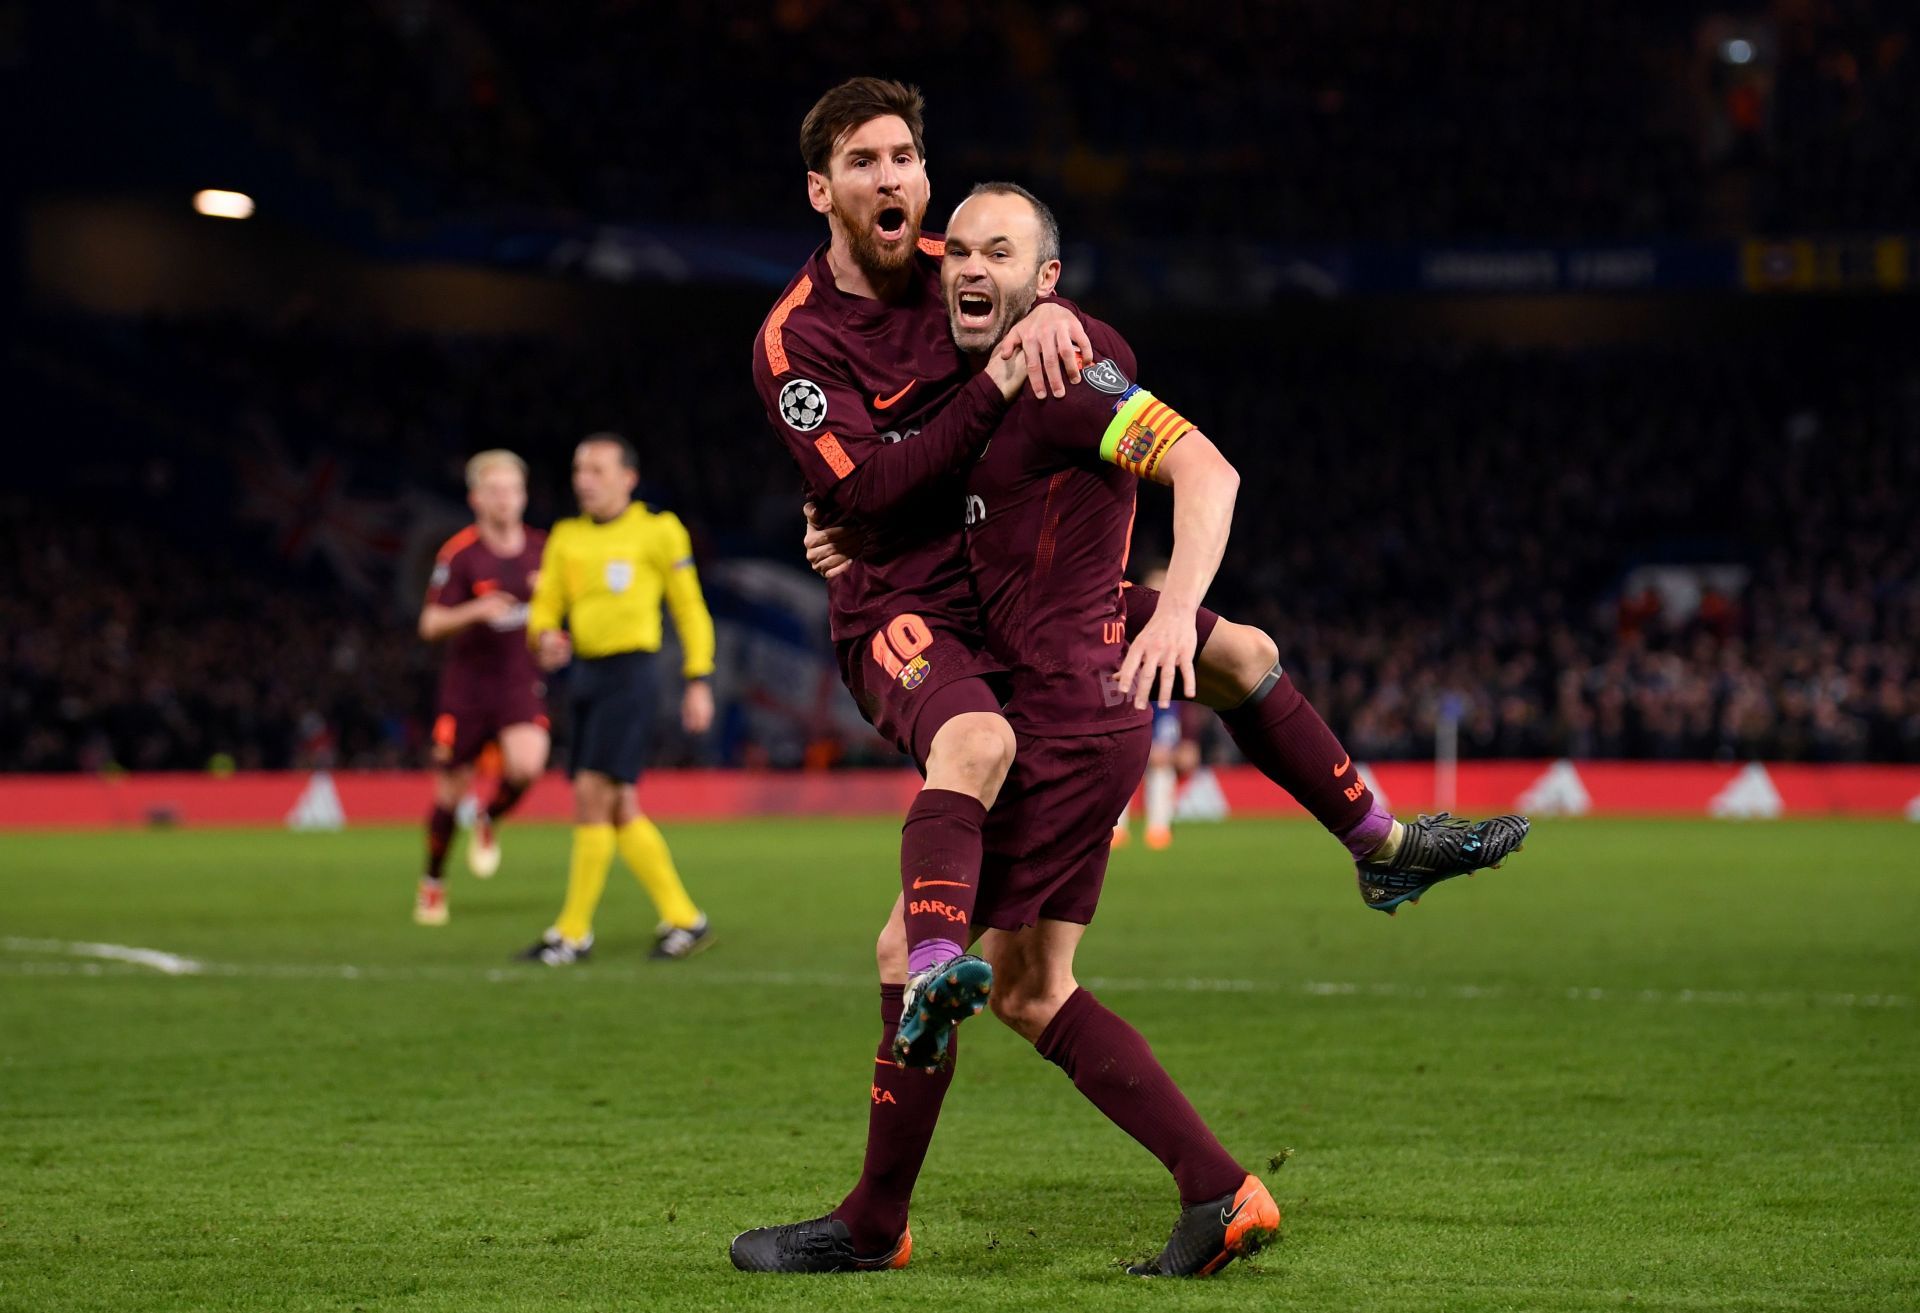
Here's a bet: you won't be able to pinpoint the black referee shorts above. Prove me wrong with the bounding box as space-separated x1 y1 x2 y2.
566 649 658 784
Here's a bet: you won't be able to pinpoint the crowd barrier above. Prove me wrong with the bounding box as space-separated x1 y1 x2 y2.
1 761 1915 830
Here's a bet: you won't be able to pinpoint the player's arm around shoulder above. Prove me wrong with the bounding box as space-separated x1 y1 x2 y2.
528 520 573 670
760 292 1020 516
1022 316 1150 450
994 295 1094 399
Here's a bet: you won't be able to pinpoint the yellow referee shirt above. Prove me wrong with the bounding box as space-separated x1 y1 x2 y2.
527 503 716 677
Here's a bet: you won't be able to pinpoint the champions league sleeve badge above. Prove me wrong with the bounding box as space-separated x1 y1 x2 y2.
778 379 828 432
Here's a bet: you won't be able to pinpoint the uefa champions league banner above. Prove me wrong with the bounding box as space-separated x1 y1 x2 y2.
2 762 1916 830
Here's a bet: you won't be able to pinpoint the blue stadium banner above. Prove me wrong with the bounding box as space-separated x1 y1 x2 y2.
395 221 1918 298
1404 243 1735 294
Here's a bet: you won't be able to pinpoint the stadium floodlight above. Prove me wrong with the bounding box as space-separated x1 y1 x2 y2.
1720 38 1755 65
192 189 255 220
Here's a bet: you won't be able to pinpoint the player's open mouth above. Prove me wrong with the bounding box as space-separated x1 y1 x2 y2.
955 289 996 329
875 206 908 241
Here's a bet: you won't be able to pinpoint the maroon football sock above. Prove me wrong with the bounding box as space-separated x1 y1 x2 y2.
832 983 957 1252
1036 988 1245 1206
900 789 987 975
485 776 531 822
423 804 456 881
1221 666 1391 857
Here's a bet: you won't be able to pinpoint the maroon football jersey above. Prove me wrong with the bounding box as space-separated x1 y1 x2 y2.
751 238 989 643
966 309 1195 737
426 525 546 707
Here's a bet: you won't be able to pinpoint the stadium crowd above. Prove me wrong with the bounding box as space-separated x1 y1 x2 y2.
156 0 1915 239
0 501 427 773
7 312 1915 773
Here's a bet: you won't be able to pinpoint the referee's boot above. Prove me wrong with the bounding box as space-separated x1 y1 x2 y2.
650 915 712 960
517 929 592 966
1356 812 1530 914
729 1216 911 1273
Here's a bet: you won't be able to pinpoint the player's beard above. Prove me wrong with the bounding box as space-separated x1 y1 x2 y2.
953 280 1040 357
835 194 922 282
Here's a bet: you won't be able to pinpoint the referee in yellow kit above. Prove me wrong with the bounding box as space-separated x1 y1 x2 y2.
519 433 716 965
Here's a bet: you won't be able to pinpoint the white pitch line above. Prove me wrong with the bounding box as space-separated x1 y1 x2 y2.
0 935 203 975
0 939 1906 1009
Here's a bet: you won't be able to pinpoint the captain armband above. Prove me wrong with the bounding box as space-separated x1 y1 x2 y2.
1097 387 1194 480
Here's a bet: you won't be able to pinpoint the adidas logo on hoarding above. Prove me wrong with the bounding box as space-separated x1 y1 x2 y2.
1517 759 1591 816
287 772 346 832
1173 766 1230 822
1707 762 1783 820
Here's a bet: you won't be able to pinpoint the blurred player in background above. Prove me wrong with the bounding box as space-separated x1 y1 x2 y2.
414 450 550 927
1114 563 1204 850
519 434 716 965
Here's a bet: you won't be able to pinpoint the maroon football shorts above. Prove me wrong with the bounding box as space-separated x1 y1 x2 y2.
431 688 548 769
1121 582 1223 657
973 726 1152 932
837 618 1007 769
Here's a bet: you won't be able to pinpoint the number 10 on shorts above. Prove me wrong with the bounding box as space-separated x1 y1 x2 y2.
870 613 932 681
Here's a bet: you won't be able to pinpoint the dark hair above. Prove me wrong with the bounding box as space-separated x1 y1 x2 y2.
800 77 927 174
581 431 639 472
965 181 1061 266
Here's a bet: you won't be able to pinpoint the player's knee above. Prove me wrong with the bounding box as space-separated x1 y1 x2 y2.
987 974 1065 1043
503 751 543 788
983 952 1059 1044
1228 623 1281 688
1202 621 1280 704
573 775 617 824
937 715 1016 797
985 981 1028 1034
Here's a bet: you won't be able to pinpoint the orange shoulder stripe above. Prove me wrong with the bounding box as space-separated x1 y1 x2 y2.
763 275 814 375
917 235 945 257
814 431 855 478
436 525 480 563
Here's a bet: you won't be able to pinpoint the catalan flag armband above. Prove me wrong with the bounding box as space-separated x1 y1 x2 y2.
1097 387 1195 480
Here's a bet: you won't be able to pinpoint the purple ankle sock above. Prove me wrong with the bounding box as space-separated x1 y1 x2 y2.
1343 798 1395 860
908 938 966 976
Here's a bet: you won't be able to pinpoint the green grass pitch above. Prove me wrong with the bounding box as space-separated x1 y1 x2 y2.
2 817 1916 1312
